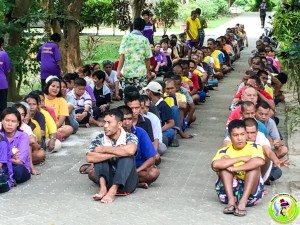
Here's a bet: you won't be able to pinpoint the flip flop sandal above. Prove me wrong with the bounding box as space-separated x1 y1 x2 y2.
234 208 247 217
116 191 130 196
223 205 236 214
79 163 91 174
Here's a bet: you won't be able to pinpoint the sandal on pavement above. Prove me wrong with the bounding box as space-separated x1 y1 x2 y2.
234 207 247 217
223 205 236 214
79 163 91 174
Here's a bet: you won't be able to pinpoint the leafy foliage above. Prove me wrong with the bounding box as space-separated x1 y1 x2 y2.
154 0 179 34
272 1 300 103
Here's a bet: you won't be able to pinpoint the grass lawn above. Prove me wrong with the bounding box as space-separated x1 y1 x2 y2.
81 14 237 65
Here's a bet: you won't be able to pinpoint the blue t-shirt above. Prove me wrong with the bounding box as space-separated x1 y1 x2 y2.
132 126 157 168
156 99 173 127
257 120 268 138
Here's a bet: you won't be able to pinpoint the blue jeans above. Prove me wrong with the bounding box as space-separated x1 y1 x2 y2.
170 106 180 130
207 79 218 87
197 91 206 102
163 128 175 145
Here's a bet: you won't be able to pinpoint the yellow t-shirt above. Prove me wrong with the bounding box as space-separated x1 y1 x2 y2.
30 119 42 142
44 96 69 119
40 108 57 138
186 17 200 40
264 85 274 98
164 93 187 107
193 69 203 77
212 57 220 69
212 142 265 180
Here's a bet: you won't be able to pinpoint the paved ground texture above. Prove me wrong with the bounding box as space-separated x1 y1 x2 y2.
1 13 299 225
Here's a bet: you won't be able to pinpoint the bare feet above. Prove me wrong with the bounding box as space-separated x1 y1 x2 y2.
95 121 104 127
179 131 193 139
85 123 90 128
138 182 149 189
31 167 40 175
101 190 117 203
93 186 107 201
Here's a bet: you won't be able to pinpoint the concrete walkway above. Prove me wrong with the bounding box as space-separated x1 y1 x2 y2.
0 12 298 225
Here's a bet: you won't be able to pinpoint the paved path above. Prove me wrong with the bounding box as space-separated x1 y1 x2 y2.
1 12 298 225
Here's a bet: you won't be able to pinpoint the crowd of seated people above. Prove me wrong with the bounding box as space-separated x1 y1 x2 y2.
211 31 289 217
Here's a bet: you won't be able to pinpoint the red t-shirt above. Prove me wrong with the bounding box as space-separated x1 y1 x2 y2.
226 106 241 127
190 73 199 91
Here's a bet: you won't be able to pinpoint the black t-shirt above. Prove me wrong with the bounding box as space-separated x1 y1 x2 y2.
156 100 173 127
93 86 111 107
136 114 154 142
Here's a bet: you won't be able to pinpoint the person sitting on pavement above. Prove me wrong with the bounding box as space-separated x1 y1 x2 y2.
102 60 123 101
255 101 288 159
91 70 111 117
0 132 13 193
256 69 273 98
86 109 139 203
67 78 103 128
118 106 160 189
0 107 31 184
140 95 167 155
223 118 288 183
232 75 275 112
153 42 168 74
212 119 265 217
189 59 206 103
144 81 177 147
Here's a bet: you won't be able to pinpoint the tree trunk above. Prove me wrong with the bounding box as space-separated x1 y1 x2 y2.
130 0 145 20
5 0 30 101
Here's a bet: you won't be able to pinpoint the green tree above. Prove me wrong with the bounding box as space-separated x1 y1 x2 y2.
154 0 179 34
82 0 116 35
273 0 300 103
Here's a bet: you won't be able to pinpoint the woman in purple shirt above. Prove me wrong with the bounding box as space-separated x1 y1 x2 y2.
0 107 31 184
36 33 62 91
0 133 13 192
0 37 12 114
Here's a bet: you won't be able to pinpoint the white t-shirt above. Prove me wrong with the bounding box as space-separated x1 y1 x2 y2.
105 70 123 91
144 112 163 143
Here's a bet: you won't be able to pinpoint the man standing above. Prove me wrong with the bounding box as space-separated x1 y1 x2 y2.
36 33 62 90
259 0 267 28
142 10 156 45
186 10 200 60
212 119 265 216
195 8 207 47
86 109 138 203
117 18 152 91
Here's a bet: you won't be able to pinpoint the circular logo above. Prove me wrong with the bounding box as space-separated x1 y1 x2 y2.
268 193 300 224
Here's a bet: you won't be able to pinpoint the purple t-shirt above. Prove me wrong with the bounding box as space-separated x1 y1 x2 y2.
154 51 167 63
4 130 30 172
0 134 13 187
142 21 156 44
0 50 12 89
36 42 61 79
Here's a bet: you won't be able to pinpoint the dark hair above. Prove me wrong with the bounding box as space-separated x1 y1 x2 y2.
103 108 124 122
117 105 133 116
195 8 201 14
170 39 177 47
189 59 196 66
0 107 22 131
24 93 41 104
244 118 258 129
163 71 175 80
160 38 169 45
32 89 44 96
179 33 185 38
141 9 150 16
277 72 288 84
245 70 256 76
90 63 100 71
241 101 255 112
228 119 246 134
63 73 79 82
256 100 270 110
180 60 189 67
191 10 197 16
140 95 150 104
207 38 215 44
60 79 68 88
254 62 266 70
12 103 27 118
82 65 92 77
170 34 177 39
248 75 262 86
172 74 182 82
124 91 141 105
43 78 63 97
74 77 87 87
50 33 61 42
258 47 266 53
161 34 169 40
92 70 106 83
0 37 4 46
133 18 146 31
257 70 268 77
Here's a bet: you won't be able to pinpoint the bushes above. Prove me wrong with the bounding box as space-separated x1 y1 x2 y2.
177 0 228 22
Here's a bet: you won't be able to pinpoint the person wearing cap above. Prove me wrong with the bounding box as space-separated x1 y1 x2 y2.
102 60 122 101
36 33 62 90
117 18 152 91
144 81 176 146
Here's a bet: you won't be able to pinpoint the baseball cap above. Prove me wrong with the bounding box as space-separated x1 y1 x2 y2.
143 81 163 94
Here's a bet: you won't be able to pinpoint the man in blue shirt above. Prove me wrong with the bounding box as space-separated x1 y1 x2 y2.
118 106 160 189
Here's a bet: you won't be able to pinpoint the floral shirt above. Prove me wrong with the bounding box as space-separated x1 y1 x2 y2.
119 30 152 79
